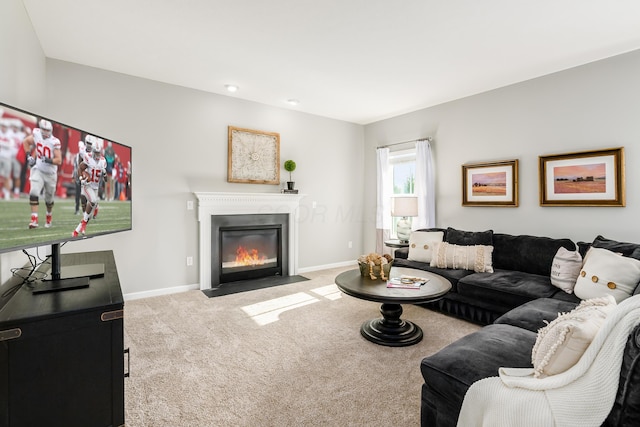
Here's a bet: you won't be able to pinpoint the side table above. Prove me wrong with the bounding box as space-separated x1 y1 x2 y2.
384 239 409 249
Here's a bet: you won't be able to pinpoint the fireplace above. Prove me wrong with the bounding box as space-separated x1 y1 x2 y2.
212 213 289 286
195 192 304 290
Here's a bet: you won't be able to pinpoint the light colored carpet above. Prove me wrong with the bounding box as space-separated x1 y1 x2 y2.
123 266 481 426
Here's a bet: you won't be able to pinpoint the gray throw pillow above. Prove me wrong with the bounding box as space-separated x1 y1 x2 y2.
445 227 493 246
592 235 640 260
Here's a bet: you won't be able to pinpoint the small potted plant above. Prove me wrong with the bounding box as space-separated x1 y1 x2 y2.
284 160 296 190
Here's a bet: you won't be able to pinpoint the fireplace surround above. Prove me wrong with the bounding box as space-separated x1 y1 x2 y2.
195 192 305 290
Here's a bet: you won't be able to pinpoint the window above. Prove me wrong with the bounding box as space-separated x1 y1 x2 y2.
389 148 416 238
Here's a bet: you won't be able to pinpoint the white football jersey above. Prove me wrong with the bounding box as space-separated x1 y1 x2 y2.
83 155 107 190
32 128 61 175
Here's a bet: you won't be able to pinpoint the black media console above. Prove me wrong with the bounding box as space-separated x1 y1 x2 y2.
0 250 126 427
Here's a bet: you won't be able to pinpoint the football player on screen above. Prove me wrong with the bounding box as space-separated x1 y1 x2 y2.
22 119 62 228
72 143 107 237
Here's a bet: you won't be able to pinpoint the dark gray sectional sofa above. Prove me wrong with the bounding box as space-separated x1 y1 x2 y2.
392 227 640 426
393 227 582 324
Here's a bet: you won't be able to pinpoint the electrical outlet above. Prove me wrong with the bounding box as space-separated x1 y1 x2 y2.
348 241 353 248
186 256 193 266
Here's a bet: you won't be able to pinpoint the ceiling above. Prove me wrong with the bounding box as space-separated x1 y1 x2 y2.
22 1 640 125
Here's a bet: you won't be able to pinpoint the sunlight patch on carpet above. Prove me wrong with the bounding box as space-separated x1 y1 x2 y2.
310 284 342 300
241 292 320 325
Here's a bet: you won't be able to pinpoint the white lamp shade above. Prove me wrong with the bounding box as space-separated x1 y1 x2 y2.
391 196 418 217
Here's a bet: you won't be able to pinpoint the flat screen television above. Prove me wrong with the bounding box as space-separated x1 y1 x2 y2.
0 102 132 293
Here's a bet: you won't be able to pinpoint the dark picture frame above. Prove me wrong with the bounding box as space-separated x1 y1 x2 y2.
539 147 625 206
462 159 519 207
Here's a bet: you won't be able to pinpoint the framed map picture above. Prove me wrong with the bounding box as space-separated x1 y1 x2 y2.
462 159 519 207
228 126 280 184
539 147 625 206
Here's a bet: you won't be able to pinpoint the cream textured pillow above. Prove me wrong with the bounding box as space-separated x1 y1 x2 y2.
429 242 494 273
550 247 583 294
574 247 640 303
407 231 444 263
531 295 616 378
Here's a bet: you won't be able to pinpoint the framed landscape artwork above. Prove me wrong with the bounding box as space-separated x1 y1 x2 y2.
539 147 625 206
228 126 280 184
462 160 519 207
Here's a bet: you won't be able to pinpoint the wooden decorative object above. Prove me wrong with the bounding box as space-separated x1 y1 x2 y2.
228 126 280 184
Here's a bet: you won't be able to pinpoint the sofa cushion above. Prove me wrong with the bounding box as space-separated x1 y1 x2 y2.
407 231 444 263
531 295 616 378
552 290 583 304
592 235 640 260
430 242 494 273
574 247 640 303
421 324 536 418
445 227 493 246
550 247 583 294
494 297 579 333
492 233 576 276
457 270 558 310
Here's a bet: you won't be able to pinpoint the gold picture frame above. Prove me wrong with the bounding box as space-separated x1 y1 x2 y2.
539 147 625 206
228 126 280 184
462 159 519 207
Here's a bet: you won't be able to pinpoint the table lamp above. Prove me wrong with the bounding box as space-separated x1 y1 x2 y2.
391 196 418 243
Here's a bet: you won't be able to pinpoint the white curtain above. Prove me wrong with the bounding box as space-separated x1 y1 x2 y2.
415 139 435 229
376 147 392 254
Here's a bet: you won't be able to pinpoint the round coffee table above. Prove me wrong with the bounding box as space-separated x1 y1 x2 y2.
335 266 452 347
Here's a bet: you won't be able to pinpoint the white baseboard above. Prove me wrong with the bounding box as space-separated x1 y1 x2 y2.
123 260 356 301
124 283 200 301
298 260 355 273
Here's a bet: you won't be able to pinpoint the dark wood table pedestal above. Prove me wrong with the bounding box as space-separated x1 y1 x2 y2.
335 267 451 347
360 302 423 346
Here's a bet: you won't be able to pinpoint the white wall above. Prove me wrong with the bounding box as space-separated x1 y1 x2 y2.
0 0 364 295
4 0 640 296
0 0 47 284
1 1 365 296
41 60 364 296
363 49 640 250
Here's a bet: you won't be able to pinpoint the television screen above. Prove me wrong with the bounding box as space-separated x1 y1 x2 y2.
0 102 132 255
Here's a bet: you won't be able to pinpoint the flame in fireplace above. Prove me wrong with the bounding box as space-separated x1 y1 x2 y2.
235 245 267 266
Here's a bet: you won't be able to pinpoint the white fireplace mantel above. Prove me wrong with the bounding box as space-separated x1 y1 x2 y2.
195 192 305 290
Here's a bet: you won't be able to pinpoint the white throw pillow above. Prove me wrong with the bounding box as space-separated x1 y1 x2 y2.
550 247 583 294
407 231 444 263
429 242 494 273
531 295 616 378
574 247 640 303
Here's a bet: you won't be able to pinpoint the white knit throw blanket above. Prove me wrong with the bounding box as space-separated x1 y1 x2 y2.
457 295 640 427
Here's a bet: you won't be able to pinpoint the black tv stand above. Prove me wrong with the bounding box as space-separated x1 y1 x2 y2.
34 243 105 293
32 276 91 294
42 263 106 281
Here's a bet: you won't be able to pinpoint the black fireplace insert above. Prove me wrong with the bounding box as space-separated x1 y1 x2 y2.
211 214 289 286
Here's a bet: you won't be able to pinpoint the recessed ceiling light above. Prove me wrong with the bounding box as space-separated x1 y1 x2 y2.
287 99 300 106
225 84 239 93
